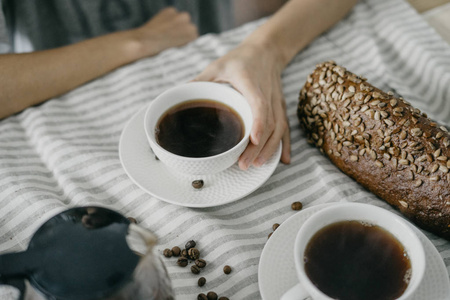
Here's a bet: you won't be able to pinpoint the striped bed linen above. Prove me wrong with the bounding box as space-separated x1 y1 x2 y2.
1 0 450 298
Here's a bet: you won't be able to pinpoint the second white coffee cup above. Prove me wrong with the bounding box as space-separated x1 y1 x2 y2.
281 203 426 300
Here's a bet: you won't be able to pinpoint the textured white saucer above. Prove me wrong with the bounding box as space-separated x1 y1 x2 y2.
119 107 281 208
258 203 450 300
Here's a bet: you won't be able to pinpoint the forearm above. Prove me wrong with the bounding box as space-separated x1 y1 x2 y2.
0 30 145 119
244 0 359 68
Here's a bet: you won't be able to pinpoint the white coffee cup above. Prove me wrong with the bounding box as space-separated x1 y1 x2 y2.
144 82 253 175
281 203 426 300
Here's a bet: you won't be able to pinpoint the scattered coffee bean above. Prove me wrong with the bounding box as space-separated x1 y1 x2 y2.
207 291 218 300
291 201 303 211
197 293 208 300
191 264 201 274
177 257 188 267
198 277 206 287
171 246 181 257
86 207 98 215
185 240 197 250
192 180 204 189
181 249 188 258
268 232 272 239
272 223 280 231
127 217 137 224
195 258 207 268
188 248 200 260
163 248 173 258
163 240 235 298
223 265 232 275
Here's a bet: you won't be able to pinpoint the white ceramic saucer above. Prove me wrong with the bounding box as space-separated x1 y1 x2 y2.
258 203 450 300
119 107 282 208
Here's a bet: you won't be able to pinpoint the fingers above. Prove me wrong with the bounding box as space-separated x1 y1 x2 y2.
281 122 291 164
231 74 271 145
238 108 290 169
140 6 198 53
276 83 291 165
151 7 185 24
237 78 290 170
238 112 285 170
156 7 190 21
255 98 290 167
192 63 220 82
169 10 198 41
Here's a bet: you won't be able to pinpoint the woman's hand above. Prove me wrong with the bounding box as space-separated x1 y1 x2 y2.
192 0 359 169
132 7 199 57
194 41 290 170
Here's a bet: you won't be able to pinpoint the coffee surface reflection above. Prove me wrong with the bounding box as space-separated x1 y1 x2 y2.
304 220 411 300
155 99 244 158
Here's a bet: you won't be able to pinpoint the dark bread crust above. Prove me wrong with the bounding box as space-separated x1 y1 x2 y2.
298 61 450 240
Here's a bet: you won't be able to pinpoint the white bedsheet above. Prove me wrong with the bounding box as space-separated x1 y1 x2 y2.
1 0 450 298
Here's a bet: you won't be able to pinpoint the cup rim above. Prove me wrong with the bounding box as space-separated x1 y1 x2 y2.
293 202 426 300
143 81 253 162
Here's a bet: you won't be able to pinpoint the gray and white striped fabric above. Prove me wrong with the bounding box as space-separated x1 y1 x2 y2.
1 0 450 299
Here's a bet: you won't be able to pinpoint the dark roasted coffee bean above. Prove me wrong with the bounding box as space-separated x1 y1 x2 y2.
191 265 201 274
197 293 208 300
268 232 273 239
192 180 204 189
195 258 207 268
207 291 218 300
181 249 188 258
185 240 196 250
177 257 188 267
127 217 137 224
291 201 303 211
163 248 172 258
188 248 200 260
171 246 181 257
272 223 280 231
223 265 232 274
198 277 206 287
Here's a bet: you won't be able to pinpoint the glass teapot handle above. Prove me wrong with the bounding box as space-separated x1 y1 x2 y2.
127 223 158 255
0 277 26 300
0 250 43 300
116 224 175 300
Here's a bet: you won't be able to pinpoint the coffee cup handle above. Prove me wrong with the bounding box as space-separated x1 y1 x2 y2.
280 283 311 300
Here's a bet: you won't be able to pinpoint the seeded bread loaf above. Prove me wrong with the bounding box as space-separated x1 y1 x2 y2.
298 61 450 240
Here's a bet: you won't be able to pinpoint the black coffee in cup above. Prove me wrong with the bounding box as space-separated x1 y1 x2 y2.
155 99 244 158
304 220 411 300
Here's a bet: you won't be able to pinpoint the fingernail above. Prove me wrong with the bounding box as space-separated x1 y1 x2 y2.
253 157 265 167
252 133 261 145
239 158 250 170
